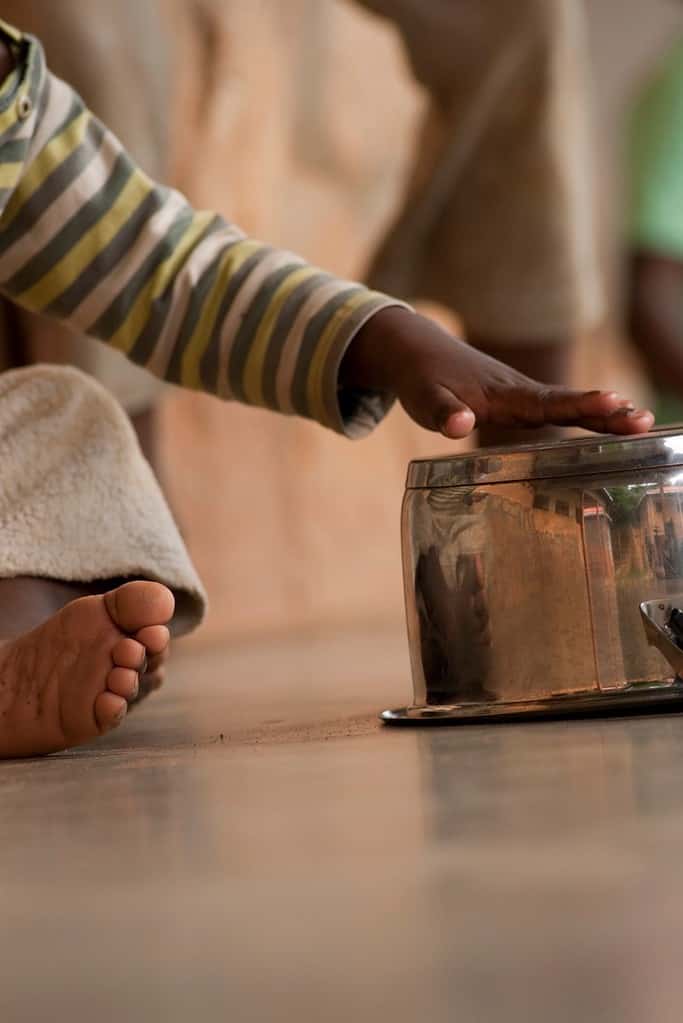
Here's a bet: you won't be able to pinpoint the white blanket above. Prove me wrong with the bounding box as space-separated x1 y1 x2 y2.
0 365 206 635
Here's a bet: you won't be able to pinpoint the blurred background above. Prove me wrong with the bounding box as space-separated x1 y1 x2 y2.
4 0 683 647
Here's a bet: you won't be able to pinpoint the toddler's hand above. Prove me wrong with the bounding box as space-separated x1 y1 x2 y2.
342 308 654 438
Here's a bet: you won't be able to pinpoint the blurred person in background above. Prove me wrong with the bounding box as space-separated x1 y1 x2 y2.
627 33 683 425
357 0 604 445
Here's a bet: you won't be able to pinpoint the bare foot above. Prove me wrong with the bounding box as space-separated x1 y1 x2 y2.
0 576 171 705
0 580 174 758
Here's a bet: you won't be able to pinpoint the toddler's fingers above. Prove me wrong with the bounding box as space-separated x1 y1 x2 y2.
436 388 476 439
577 409 655 435
534 387 636 424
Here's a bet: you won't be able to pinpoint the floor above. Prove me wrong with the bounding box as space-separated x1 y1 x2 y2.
3 626 683 1022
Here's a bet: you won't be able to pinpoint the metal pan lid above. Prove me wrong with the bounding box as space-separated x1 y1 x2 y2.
406 426 683 488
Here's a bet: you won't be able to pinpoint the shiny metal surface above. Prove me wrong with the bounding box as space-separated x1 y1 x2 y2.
406 425 683 488
382 679 683 723
640 598 683 675
390 431 683 722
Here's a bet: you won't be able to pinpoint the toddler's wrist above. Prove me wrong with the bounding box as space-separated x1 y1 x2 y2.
341 305 416 393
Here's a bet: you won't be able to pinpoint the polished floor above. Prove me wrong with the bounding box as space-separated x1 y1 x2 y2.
3 626 683 1022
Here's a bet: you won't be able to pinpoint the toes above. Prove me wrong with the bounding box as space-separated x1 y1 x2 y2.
145 652 166 673
107 666 139 701
112 637 147 671
94 691 128 733
131 671 164 707
104 582 175 634
135 625 170 656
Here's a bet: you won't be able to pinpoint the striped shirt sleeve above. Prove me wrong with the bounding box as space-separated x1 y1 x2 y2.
0 22 406 437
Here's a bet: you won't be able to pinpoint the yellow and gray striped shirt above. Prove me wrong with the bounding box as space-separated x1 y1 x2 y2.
0 21 402 437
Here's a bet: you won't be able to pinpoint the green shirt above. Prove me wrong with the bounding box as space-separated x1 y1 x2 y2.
630 37 683 258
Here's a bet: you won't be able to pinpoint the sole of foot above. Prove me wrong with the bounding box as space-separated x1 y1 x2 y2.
0 580 174 758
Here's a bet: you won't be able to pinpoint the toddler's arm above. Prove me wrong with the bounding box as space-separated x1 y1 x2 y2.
0 24 403 437
0 23 654 439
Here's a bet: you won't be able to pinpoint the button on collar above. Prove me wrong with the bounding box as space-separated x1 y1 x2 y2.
16 94 32 120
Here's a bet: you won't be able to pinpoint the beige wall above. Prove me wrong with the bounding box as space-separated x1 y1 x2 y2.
163 0 451 645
